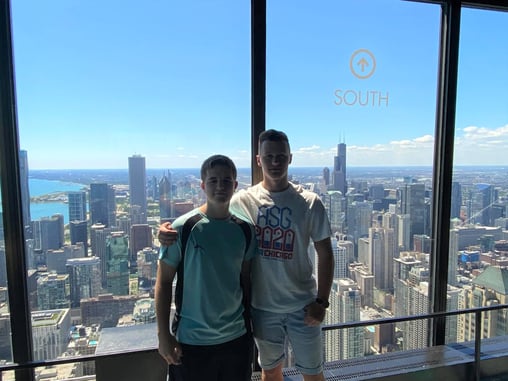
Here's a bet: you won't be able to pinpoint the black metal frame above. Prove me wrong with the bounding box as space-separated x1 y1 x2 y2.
0 1 507 380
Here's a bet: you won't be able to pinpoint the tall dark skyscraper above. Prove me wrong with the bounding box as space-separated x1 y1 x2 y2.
68 191 87 222
332 143 347 195
451 182 462 220
400 183 426 247
128 155 147 224
323 167 330 186
90 183 116 227
70 220 88 254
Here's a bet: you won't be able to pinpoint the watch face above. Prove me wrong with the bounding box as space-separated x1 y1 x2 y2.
316 298 329 308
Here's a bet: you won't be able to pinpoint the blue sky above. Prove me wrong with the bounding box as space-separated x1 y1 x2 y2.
10 1 508 170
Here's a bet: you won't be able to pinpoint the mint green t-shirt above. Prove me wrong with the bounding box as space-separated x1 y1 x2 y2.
159 209 257 345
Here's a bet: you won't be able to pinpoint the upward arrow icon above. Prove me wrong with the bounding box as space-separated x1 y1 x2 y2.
358 58 369 72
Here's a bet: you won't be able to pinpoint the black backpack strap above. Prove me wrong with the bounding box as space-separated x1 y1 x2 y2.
230 215 252 254
171 213 203 334
230 215 254 335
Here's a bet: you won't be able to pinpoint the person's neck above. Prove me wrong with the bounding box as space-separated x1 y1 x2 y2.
199 204 231 220
262 178 290 192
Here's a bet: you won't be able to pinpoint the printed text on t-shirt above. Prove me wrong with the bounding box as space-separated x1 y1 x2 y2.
256 205 295 260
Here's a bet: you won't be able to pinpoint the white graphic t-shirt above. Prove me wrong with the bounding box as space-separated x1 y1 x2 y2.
231 182 332 313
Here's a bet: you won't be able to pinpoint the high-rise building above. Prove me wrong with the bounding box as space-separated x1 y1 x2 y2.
346 201 373 244
70 220 88 254
451 181 462 219
459 266 508 342
37 273 71 310
80 293 141 328
90 183 116 227
468 183 494 226
68 191 87 222
32 309 72 361
369 227 395 292
323 191 346 234
159 171 172 220
325 278 363 361
46 243 86 274
32 214 64 252
106 232 130 296
448 225 503 285
66 256 102 308
331 143 347 195
333 237 354 279
137 247 158 294
90 223 112 287
323 167 330 186
349 263 374 307
128 155 147 224
129 224 152 263
19 150 31 233
400 183 426 247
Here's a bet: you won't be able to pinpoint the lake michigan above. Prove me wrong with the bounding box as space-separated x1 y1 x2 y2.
29 178 86 223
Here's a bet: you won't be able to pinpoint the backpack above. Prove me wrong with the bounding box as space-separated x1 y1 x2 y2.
171 213 252 334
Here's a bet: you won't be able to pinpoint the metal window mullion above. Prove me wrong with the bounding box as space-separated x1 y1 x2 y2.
0 1 34 380
251 0 266 185
429 0 461 347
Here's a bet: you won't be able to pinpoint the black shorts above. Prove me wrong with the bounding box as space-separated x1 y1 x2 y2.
167 333 253 381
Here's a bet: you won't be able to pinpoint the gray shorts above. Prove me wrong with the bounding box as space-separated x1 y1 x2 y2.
251 307 323 375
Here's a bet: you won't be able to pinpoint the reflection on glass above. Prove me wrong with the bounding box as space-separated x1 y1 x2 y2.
267 0 440 358
451 8 508 345
10 0 250 367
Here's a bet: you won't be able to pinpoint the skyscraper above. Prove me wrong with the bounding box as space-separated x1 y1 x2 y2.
332 143 347 195
66 256 102 308
451 181 462 219
323 167 330 186
106 232 130 296
400 183 426 247
70 220 88 254
325 278 363 361
19 150 31 233
129 224 153 263
68 191 87 222
128 155 147 224
90 183 116 227
32 214 64 251
469 183 494 226
159 171 172 220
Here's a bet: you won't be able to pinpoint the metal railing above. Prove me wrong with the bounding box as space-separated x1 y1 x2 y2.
1 303 508 381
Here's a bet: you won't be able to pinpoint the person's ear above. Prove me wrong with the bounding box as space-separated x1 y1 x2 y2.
289 153 293 164
234 180 238 190
256 154 262 167
200 181 205 191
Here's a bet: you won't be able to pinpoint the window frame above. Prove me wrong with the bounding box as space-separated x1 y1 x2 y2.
0 1 507 379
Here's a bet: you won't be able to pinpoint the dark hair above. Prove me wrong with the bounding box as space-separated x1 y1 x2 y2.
258 129 291 151
200 154 237 181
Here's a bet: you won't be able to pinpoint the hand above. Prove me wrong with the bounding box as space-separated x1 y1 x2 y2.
303 301 326 326
158 222 178 246
158 334 183 365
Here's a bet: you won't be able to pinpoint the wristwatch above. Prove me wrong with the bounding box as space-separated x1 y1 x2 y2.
316 298 329 308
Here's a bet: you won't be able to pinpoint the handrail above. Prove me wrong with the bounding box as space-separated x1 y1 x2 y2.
322 302 508 331
2 302 508 376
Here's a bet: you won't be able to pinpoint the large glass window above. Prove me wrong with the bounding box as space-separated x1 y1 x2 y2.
451 7 508 344
0 188 13 363
9 0 250 367
267 0 441 359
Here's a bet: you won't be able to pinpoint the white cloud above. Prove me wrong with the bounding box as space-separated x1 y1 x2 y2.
290 124 508 167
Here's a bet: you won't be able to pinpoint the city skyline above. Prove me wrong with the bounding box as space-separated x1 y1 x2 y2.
10 2 508 170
